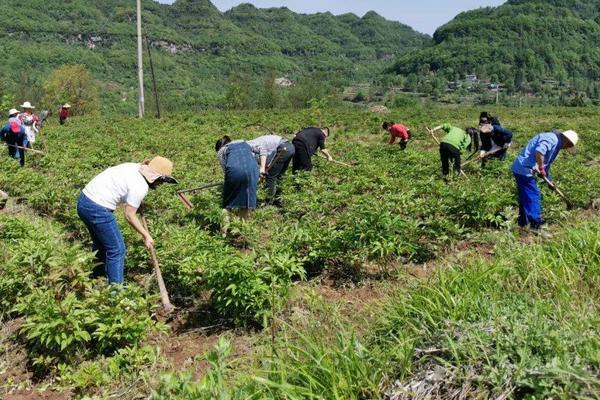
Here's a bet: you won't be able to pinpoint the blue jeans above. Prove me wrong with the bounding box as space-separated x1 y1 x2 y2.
514 173 542 228
77 193 126 284
14 137 28 160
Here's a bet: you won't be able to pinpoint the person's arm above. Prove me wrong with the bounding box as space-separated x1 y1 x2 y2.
259 155 267 174
388 133 396 145
124 205 154 249
321 148 333 161
430 125 444 133
535 152 547 177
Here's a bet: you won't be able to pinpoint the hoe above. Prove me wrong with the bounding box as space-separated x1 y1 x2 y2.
140 209 175 314
5 143 46 155
540 175 574 210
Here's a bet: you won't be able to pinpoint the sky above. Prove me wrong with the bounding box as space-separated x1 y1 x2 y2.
156 0 506 35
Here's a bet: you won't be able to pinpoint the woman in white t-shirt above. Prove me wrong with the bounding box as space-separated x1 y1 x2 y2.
77 157 177 284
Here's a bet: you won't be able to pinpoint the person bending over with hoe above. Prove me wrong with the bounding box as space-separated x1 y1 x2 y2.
382 121 411 150
430 124 474 178
0 121 27 167
216 135 260 220
292 127 334 173
246 134 295 207
476 123 513 166
77 157 177 284
511 129 578 235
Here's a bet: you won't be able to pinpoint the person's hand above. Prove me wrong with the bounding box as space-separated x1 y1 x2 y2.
144 235 155 250
503 142 511 149
479 150 487 158
260 166 266 175
327 155 334 162
533 164 547 177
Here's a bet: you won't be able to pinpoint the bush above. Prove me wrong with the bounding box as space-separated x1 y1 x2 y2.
42 64 100 115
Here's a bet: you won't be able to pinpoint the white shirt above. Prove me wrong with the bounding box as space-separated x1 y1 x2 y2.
18 113 38 143
83 163 149 210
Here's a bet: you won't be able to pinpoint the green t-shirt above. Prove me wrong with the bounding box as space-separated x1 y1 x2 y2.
440 123 471 152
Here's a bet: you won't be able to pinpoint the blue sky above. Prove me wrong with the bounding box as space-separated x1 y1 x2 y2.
156 0 506 35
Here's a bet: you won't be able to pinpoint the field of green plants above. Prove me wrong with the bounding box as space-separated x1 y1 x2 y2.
1 105 599 399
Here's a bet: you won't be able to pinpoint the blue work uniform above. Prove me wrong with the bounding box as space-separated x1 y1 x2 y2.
511 132 563 228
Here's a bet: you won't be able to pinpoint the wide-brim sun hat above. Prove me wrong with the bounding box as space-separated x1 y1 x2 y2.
147 156 178 184
20 101 35 109
63 103 71 108
8 108 18 116
562 130 579 146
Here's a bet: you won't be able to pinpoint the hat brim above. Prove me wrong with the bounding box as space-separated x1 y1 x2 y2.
160 176 178 184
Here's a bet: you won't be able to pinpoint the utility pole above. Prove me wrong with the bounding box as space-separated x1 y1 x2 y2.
145 35 161 119
136 0 145 118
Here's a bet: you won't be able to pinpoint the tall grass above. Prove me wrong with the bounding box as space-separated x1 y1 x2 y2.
153 221 600 399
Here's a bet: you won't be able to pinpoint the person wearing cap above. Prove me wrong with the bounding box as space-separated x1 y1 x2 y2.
246 134 295 206
18 101 39 146
429 123 474 177
215 135 259 219
0 120 27 167
511 129 578 232
59 103 71 125
382 122 411 150
292 127 334 173
77 157 177 284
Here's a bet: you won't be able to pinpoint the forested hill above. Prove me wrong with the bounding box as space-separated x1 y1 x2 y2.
0 0 428 112
390 0 600 95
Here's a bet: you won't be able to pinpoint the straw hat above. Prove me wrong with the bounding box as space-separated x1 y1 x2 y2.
141 156 178 184
20 101 35 109
63 103 71 108
562 130 579 146
8 108 18 116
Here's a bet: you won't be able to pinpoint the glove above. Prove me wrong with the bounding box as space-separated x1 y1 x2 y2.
503 142 511 149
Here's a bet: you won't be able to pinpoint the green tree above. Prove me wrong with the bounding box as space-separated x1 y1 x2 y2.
42 65 99 116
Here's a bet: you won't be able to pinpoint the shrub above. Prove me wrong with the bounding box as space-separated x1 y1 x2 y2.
42 64 100 115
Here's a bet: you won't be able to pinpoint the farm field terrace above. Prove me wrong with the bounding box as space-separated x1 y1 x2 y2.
0 105 599 398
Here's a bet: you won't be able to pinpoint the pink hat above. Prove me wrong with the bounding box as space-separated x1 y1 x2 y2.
10 121 20 133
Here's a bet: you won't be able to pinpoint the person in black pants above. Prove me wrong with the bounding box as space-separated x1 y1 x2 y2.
430 124 475 177
292 127 334 173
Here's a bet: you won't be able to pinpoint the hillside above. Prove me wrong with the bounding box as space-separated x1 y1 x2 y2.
390 0 600 97
0 0 428 112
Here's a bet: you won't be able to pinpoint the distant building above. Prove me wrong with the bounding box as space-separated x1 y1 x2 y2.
466 74 478 83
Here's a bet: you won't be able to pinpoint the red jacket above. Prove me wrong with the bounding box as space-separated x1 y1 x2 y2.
389 124 410 144
59 107 69 119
